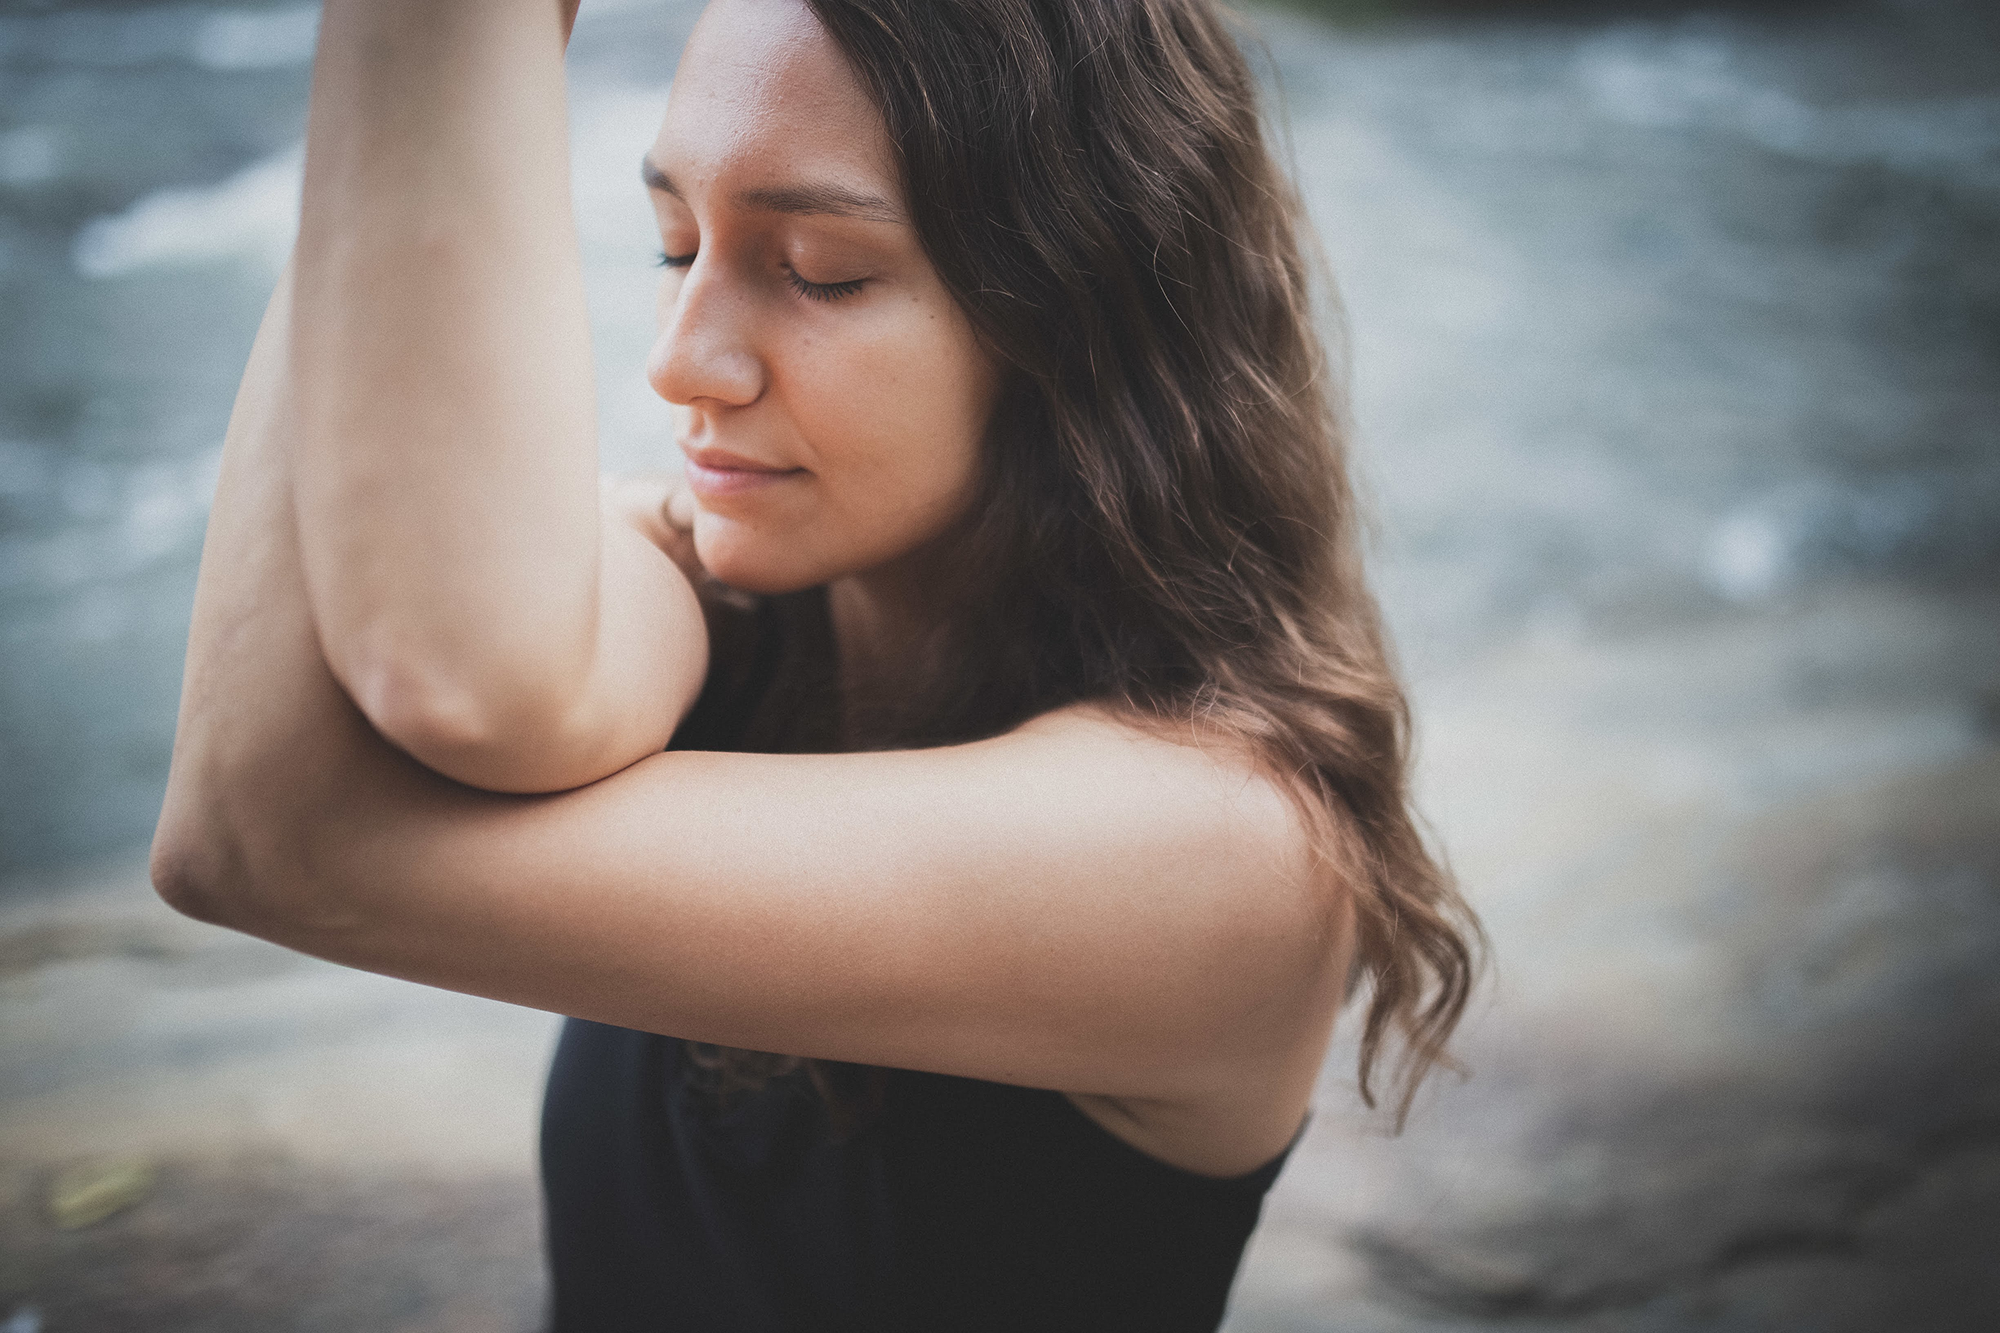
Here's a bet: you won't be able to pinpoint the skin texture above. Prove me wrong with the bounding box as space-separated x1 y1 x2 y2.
287 0 706 793
647 0 1001 602
151 0 1352 1178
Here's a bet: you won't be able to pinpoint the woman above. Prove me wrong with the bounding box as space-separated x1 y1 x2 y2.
151 0 1480 1327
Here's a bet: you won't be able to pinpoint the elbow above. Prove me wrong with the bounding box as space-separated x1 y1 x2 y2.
150 831 228 927
150 764 351 945
342 650 596 793
350 654 503 764
149 786 247 929
149 741 306 935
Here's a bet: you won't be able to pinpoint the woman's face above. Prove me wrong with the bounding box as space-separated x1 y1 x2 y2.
645 0 1001 595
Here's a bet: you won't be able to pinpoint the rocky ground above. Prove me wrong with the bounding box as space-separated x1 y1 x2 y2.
0 861 557 1331
1228 584 2000 1332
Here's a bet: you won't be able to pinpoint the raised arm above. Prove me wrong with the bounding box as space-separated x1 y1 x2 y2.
289 0 704 792
158 0 1353 1177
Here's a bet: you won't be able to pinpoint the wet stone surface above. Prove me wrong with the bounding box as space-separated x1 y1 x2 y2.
0 1156 545 1333
0 865 560 1331
1221 588 2000 1332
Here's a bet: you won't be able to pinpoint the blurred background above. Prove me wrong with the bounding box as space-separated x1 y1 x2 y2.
1 0 1996 1328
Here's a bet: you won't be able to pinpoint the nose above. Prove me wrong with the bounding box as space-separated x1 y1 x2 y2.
646 258 766 409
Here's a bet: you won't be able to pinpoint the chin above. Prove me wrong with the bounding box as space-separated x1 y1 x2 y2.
694 517 834 597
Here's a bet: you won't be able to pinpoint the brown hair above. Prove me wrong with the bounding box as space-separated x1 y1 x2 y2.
711 0 1481 1125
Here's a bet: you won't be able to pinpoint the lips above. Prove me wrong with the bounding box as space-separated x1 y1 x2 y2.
680 445 806 500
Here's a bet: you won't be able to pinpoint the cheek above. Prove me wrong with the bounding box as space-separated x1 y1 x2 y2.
782 305 995 551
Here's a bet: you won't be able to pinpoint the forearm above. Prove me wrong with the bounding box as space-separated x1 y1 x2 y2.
290 0 699 790
156 264 390 929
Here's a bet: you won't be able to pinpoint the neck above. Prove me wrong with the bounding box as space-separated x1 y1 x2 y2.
825 540 968 722
827 571 931 707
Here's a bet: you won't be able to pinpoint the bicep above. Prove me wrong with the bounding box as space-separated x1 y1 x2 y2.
266 715 1339 1100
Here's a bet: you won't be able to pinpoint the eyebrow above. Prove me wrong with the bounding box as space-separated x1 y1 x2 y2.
641 157 904 224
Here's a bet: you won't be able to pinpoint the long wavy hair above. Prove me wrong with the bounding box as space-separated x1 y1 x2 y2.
697 0 1482 1127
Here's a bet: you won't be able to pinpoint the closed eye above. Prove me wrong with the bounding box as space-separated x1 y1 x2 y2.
655 251 863 303
785 266 865 303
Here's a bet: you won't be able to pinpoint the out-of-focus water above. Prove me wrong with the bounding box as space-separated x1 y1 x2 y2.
2 0 1995 875
1274 0 2000 668
0 0 696 873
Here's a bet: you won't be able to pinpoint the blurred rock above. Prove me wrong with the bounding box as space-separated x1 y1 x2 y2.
45 1155 155 1230
0 864 556 1329
1228 588 2000 1332
1358 753 1999 1319
0 1156 542 1333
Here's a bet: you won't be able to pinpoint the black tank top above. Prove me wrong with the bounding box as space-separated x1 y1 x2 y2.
539 593 1297 1331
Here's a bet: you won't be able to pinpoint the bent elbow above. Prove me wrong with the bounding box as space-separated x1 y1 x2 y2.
342 651 597 793
351 654 501 764
149 806 242 928
150 776 353 945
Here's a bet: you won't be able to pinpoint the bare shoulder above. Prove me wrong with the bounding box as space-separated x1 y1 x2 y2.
997 704 1350 1175
978 700 1350 1041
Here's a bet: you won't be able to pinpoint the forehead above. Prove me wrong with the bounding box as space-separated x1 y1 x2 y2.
655 0 897 202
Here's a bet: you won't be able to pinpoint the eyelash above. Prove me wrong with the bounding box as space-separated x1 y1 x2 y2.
786 269 866 303
654 251 865 304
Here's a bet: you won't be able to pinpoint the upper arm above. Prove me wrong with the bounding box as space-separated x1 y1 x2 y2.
245 709 1345 1103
